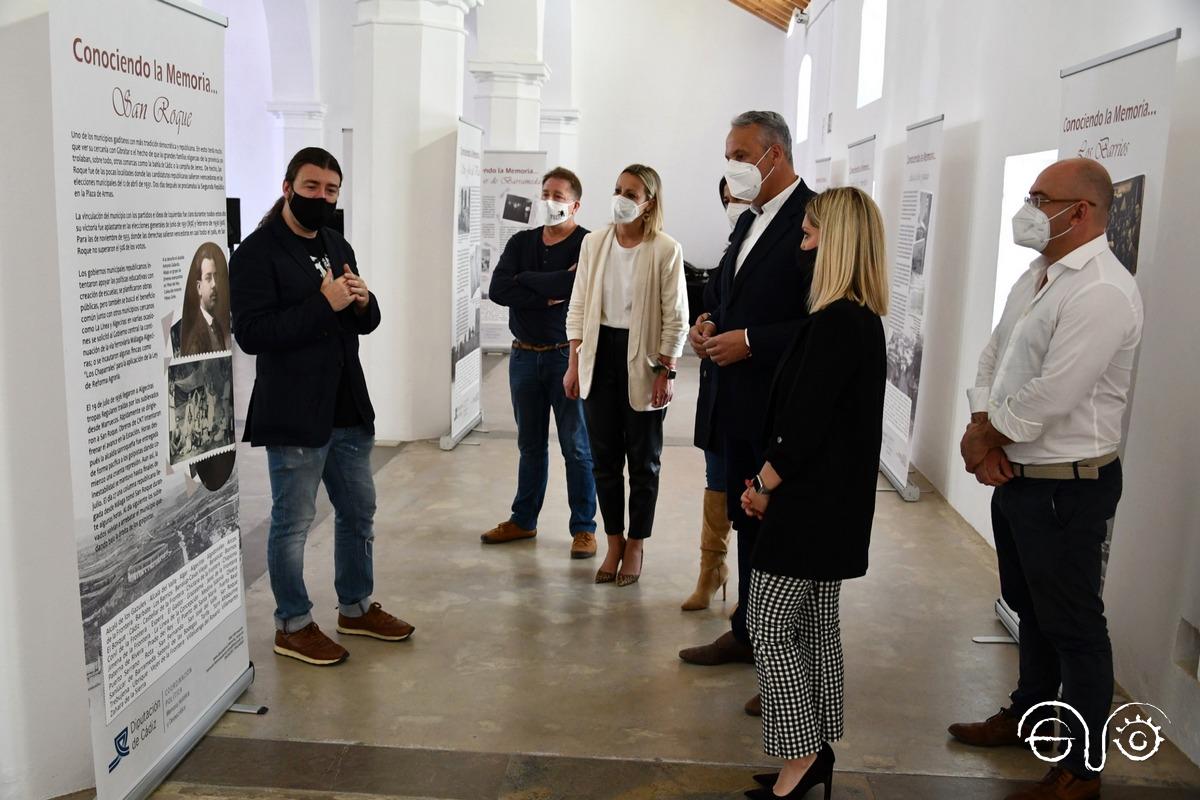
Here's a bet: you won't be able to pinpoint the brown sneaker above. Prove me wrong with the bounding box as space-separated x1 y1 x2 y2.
481 520 537 544
678 630 754 666
1005 767 1100 800
274 623 348 666
337 602 415 641
570 532 597 559
744 693 762 717
948 707 1024 747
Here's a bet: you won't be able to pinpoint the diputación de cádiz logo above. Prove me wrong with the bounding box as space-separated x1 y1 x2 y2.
1019 701 1170 770
108 727 130 773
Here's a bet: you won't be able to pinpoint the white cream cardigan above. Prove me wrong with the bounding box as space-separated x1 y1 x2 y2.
565 224 688 411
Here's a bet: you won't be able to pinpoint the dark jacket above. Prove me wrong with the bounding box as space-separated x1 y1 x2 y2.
700 180 817 449
230 214 381 447
753 299 886 580
488 225 587 345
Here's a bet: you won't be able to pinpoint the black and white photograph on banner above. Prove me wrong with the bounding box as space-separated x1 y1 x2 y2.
911 190 932 275
501 191 533 224
76 473 238 672
167 356 235 466
457 185 471 235
450 308 481 384
886 331 924 427
1108 174 1146 274
480 245 493 298
471 242 482 297
170 241 231 358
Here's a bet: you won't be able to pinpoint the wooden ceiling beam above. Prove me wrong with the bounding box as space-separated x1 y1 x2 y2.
728 0 791 31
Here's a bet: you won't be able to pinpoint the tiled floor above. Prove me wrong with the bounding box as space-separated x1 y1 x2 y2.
62 354 1200 799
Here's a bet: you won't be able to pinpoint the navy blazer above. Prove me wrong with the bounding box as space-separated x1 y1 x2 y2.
230 214 381 447
700 180 817 446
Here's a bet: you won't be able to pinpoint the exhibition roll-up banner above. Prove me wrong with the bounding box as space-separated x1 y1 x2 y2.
479 150 548 351
1058 30 1178 283
812 156 832 193
1057 29 1180 586
444 120 484 449
880 115 944 503
847 134 877 197
48 1 252 797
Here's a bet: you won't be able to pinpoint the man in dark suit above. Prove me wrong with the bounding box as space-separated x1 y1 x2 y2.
231 147 414 667
679 112 817 712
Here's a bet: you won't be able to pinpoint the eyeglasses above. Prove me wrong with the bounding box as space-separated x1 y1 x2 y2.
1024 195 1097 209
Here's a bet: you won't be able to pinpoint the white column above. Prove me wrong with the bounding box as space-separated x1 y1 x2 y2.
468 61 549 150
266 99 328 159
469 0 547 151
353 0 477 441
540 106 580 169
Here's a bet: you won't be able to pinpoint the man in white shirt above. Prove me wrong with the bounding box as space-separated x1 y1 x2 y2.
949 158 1143 800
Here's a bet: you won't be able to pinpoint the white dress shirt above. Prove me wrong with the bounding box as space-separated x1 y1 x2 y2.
968 234 1143 464
600 238 641 329
735 176 801 274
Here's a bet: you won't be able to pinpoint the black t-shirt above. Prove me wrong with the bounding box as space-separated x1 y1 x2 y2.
295 232 363 429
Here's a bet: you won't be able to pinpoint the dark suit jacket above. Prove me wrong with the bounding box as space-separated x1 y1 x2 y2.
754 299 886 580
699 180 817 449
230 214 381 447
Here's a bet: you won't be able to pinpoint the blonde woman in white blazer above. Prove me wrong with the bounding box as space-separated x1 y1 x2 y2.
564 164 688 586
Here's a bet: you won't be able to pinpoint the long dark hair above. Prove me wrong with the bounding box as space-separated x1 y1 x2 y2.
259 147 343 228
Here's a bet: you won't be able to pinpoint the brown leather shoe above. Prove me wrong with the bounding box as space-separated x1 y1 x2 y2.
570 532 597 559
274 623 348 666
948 707 1024 747
1004 767 1100 800
744 693 762 717
337 602 415 641
481 520 536 544
678 630 754 666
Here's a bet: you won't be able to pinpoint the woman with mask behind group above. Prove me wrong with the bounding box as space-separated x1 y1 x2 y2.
680 177 749 612
564 164 688 587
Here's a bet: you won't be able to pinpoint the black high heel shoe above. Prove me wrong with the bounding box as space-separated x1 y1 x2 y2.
745 742 835 799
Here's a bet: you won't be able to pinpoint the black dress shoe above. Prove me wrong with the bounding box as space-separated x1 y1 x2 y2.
745 743 834 799
678 630 754 665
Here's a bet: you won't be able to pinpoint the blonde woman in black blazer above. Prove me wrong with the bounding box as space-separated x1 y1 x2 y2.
738 187 888 799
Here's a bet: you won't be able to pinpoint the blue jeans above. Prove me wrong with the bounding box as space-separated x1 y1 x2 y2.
266 426 376 632
509 347 596 534
704 448 726 492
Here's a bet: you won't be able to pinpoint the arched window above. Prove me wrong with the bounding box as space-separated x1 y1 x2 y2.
856 0 887 108
795 55 813 145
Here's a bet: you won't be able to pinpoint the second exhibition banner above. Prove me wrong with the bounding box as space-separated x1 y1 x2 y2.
479 150 547 350
880 116 944 492
449 120 483 444
847 134 877 197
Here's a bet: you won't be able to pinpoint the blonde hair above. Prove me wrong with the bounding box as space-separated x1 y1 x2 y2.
805 187 889 316
620 164 664 237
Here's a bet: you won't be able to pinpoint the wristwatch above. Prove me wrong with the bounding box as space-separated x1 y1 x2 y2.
653 363 678 380
752 474 772 495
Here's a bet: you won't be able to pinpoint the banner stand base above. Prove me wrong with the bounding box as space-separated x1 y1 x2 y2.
880 464 921 502
123 663 255 800
440 413 483 451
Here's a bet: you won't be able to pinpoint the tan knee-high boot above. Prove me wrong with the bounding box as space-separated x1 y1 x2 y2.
681 489 733 610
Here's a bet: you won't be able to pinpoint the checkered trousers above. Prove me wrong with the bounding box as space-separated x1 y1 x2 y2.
746 570 845 759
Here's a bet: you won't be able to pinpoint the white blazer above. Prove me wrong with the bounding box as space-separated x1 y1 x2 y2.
565 224 688 411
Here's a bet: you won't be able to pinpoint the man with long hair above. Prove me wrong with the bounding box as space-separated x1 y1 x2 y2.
230 147 414 666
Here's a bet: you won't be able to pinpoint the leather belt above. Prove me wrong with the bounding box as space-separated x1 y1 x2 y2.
1010 451 1118 480
512 340 569 352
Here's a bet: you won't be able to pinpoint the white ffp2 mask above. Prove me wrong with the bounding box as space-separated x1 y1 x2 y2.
1012 202 1076 252
725 202 751 230
611 194 647 224
724 149 775 201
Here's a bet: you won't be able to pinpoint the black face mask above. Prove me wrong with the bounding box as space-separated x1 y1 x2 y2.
288 190 335 231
